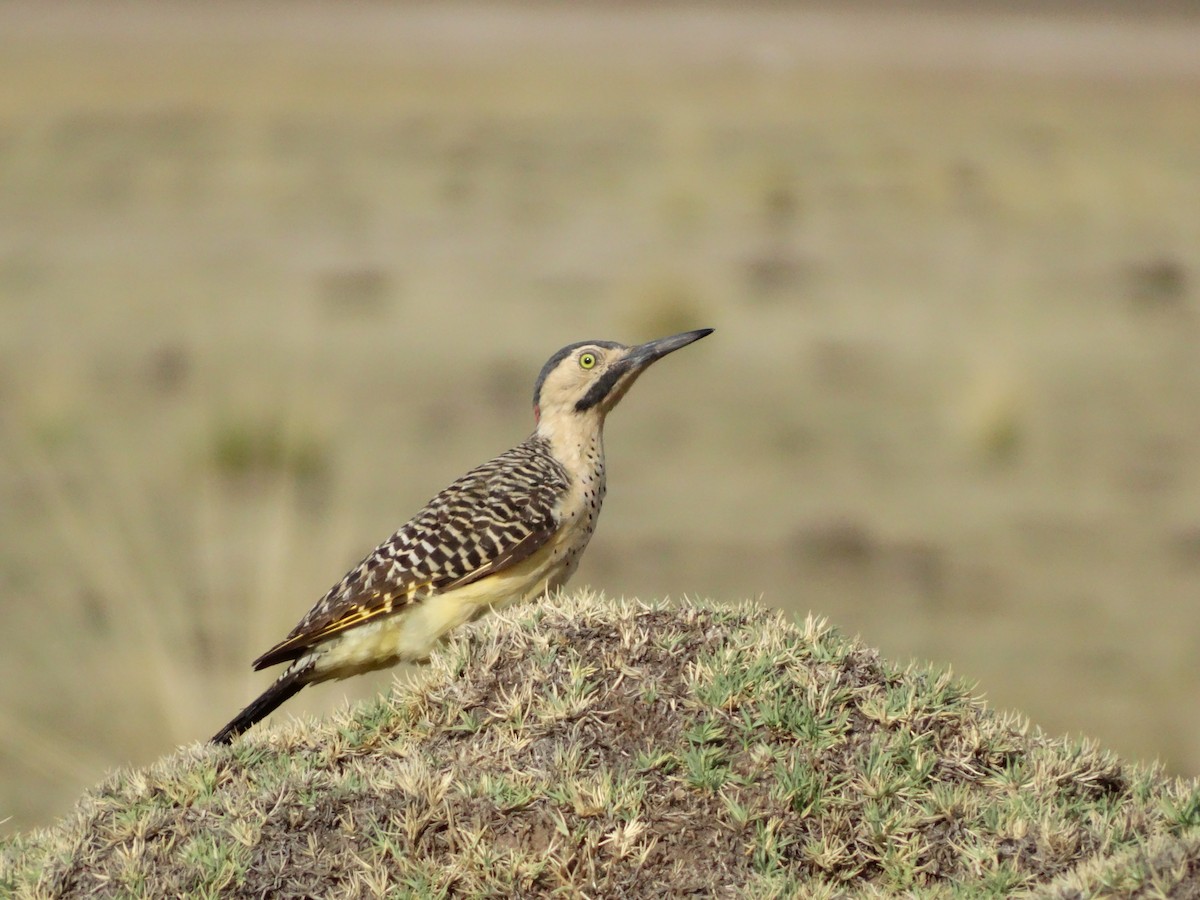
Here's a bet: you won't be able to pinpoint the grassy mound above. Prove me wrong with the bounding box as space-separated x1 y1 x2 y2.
3 594 1198 898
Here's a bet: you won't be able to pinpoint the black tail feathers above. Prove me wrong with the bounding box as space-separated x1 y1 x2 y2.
211 667 310 745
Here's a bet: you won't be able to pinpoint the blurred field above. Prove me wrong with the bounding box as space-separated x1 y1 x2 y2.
1 1 1199 834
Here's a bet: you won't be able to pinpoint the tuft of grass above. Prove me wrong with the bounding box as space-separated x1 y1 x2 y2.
2 593 1198 898
1124 256 1189 310
207 418 330 483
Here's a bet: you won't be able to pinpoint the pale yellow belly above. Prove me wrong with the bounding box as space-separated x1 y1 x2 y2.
309 543 565 680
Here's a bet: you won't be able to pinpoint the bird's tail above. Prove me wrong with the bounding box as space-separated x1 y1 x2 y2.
210 663 312 745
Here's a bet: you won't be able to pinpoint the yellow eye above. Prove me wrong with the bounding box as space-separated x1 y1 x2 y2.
579 352 597 369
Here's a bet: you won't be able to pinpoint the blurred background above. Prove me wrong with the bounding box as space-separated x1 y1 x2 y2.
2 1 1199 834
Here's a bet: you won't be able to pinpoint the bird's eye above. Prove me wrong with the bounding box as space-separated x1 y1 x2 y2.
579 352 597 369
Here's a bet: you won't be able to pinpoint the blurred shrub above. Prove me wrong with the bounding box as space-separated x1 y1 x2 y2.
208 419 330 483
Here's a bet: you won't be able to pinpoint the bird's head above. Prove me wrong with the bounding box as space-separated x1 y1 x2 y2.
531 329 713 435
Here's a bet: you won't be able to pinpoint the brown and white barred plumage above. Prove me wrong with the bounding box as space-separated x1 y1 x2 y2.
258 438 574 670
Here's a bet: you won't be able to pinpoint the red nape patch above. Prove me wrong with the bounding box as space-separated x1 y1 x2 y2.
534 404 541 423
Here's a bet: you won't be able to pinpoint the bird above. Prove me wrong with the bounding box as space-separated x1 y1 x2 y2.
211 328 713 743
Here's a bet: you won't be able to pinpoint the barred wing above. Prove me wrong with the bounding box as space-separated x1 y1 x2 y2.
252 438 569 670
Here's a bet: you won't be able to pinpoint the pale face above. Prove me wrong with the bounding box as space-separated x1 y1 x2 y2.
533 342 628 423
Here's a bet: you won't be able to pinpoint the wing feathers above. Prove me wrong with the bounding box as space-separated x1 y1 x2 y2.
250 437 569 669
438 523 557 592
251 582 432 670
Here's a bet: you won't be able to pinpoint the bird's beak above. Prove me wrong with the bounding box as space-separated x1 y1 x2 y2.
623 328 714 374
574 328 713 414
582 328 713 413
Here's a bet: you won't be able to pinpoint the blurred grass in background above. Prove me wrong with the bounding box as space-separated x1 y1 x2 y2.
1 1 1198 834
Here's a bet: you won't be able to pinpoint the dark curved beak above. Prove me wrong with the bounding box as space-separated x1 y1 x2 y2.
625 328 714 374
